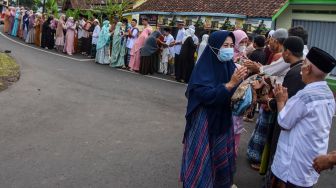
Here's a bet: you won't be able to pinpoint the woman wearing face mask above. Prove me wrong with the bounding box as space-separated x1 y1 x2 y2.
233 30 248 64
180 30 247 188
232 29 248 161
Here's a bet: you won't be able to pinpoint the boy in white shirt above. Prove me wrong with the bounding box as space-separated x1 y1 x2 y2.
125 19 139 69
159 28 175 75
90 19 100 59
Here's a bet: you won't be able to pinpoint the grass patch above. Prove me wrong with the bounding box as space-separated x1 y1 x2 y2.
0 53 20 91
326 77 336 92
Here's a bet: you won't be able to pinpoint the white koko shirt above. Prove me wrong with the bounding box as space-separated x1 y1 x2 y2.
271 81 335 187
165 34 175 56
92 25 101 45
126 27 139 49
260 57 289 84
260 50 308 84
174 28 185 55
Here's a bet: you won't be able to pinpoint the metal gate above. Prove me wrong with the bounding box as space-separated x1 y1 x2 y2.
292 20 336 58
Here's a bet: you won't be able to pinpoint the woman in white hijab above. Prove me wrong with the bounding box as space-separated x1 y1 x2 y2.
189 25 199 45
196 34 209 62
182 25 199 45
182 29 192 44
179 26 199 83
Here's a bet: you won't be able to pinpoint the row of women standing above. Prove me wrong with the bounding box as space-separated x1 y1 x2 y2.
93 17 159 75
93 18 154 72
3 7 42 46
94 19 203 81
3 7 82 56
4 8 206 84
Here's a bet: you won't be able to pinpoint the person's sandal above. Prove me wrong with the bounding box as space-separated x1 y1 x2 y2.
250 164 260 171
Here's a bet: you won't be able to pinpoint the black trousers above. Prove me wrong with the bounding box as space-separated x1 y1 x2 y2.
174 54 181 81
78 37 85 53
90 44 97 58
86 37 92 55
125 48 131 67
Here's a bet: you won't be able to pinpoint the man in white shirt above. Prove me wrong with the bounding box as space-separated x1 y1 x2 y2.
125 19 139 69
245 27 311 83
271 47 336 188
77 15 86 54
159 27 175 75
174 20 185 81
245 28 289 84
90 19 100 59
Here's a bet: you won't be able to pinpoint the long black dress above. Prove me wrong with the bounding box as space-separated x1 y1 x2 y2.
41 21 48 48
140 52 159 75
41 18 55 49
139 31 161 75
180 37 197 83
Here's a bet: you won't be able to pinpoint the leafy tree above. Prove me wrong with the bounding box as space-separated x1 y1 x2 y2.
93 0 131 21
65 8 81 19
18 0 40 10
82 10 94 20
169 16 176 27
221 17 233 30
45 0 59 17
195 16 204 29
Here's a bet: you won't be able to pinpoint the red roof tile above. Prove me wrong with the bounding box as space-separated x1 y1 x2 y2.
64 0 136 10
133 0 288 18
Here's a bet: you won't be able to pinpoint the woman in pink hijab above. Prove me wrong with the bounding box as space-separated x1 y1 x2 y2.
232 29 248 160
129 27 152 71
63 17 76 55
233 30 248 64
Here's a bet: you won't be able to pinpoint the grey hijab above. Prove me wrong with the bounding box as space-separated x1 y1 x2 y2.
140 31 161 57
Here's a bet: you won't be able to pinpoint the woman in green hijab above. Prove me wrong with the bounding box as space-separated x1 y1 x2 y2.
96 20 111 65
110 22 126 68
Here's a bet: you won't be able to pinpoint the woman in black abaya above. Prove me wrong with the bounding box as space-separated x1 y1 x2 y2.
179 29 198 83
139 31 162 75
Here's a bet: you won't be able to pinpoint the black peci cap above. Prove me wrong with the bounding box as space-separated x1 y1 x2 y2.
306 47 336 73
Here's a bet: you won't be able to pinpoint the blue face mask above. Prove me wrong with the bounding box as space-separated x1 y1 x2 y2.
218 47 234 62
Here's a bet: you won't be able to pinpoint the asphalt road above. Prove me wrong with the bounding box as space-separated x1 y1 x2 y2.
0 29 335 188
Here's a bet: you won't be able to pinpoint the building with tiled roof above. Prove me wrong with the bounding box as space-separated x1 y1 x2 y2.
131 0 287 18
125 0 336 57
62 0 137 10
125 0 288 34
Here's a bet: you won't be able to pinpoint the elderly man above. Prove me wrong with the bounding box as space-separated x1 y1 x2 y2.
245 28 289 83
271 47 336 188
267 36 307 151
246 29 289 172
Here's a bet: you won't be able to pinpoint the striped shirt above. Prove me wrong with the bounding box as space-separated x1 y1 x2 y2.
272 81 335 187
